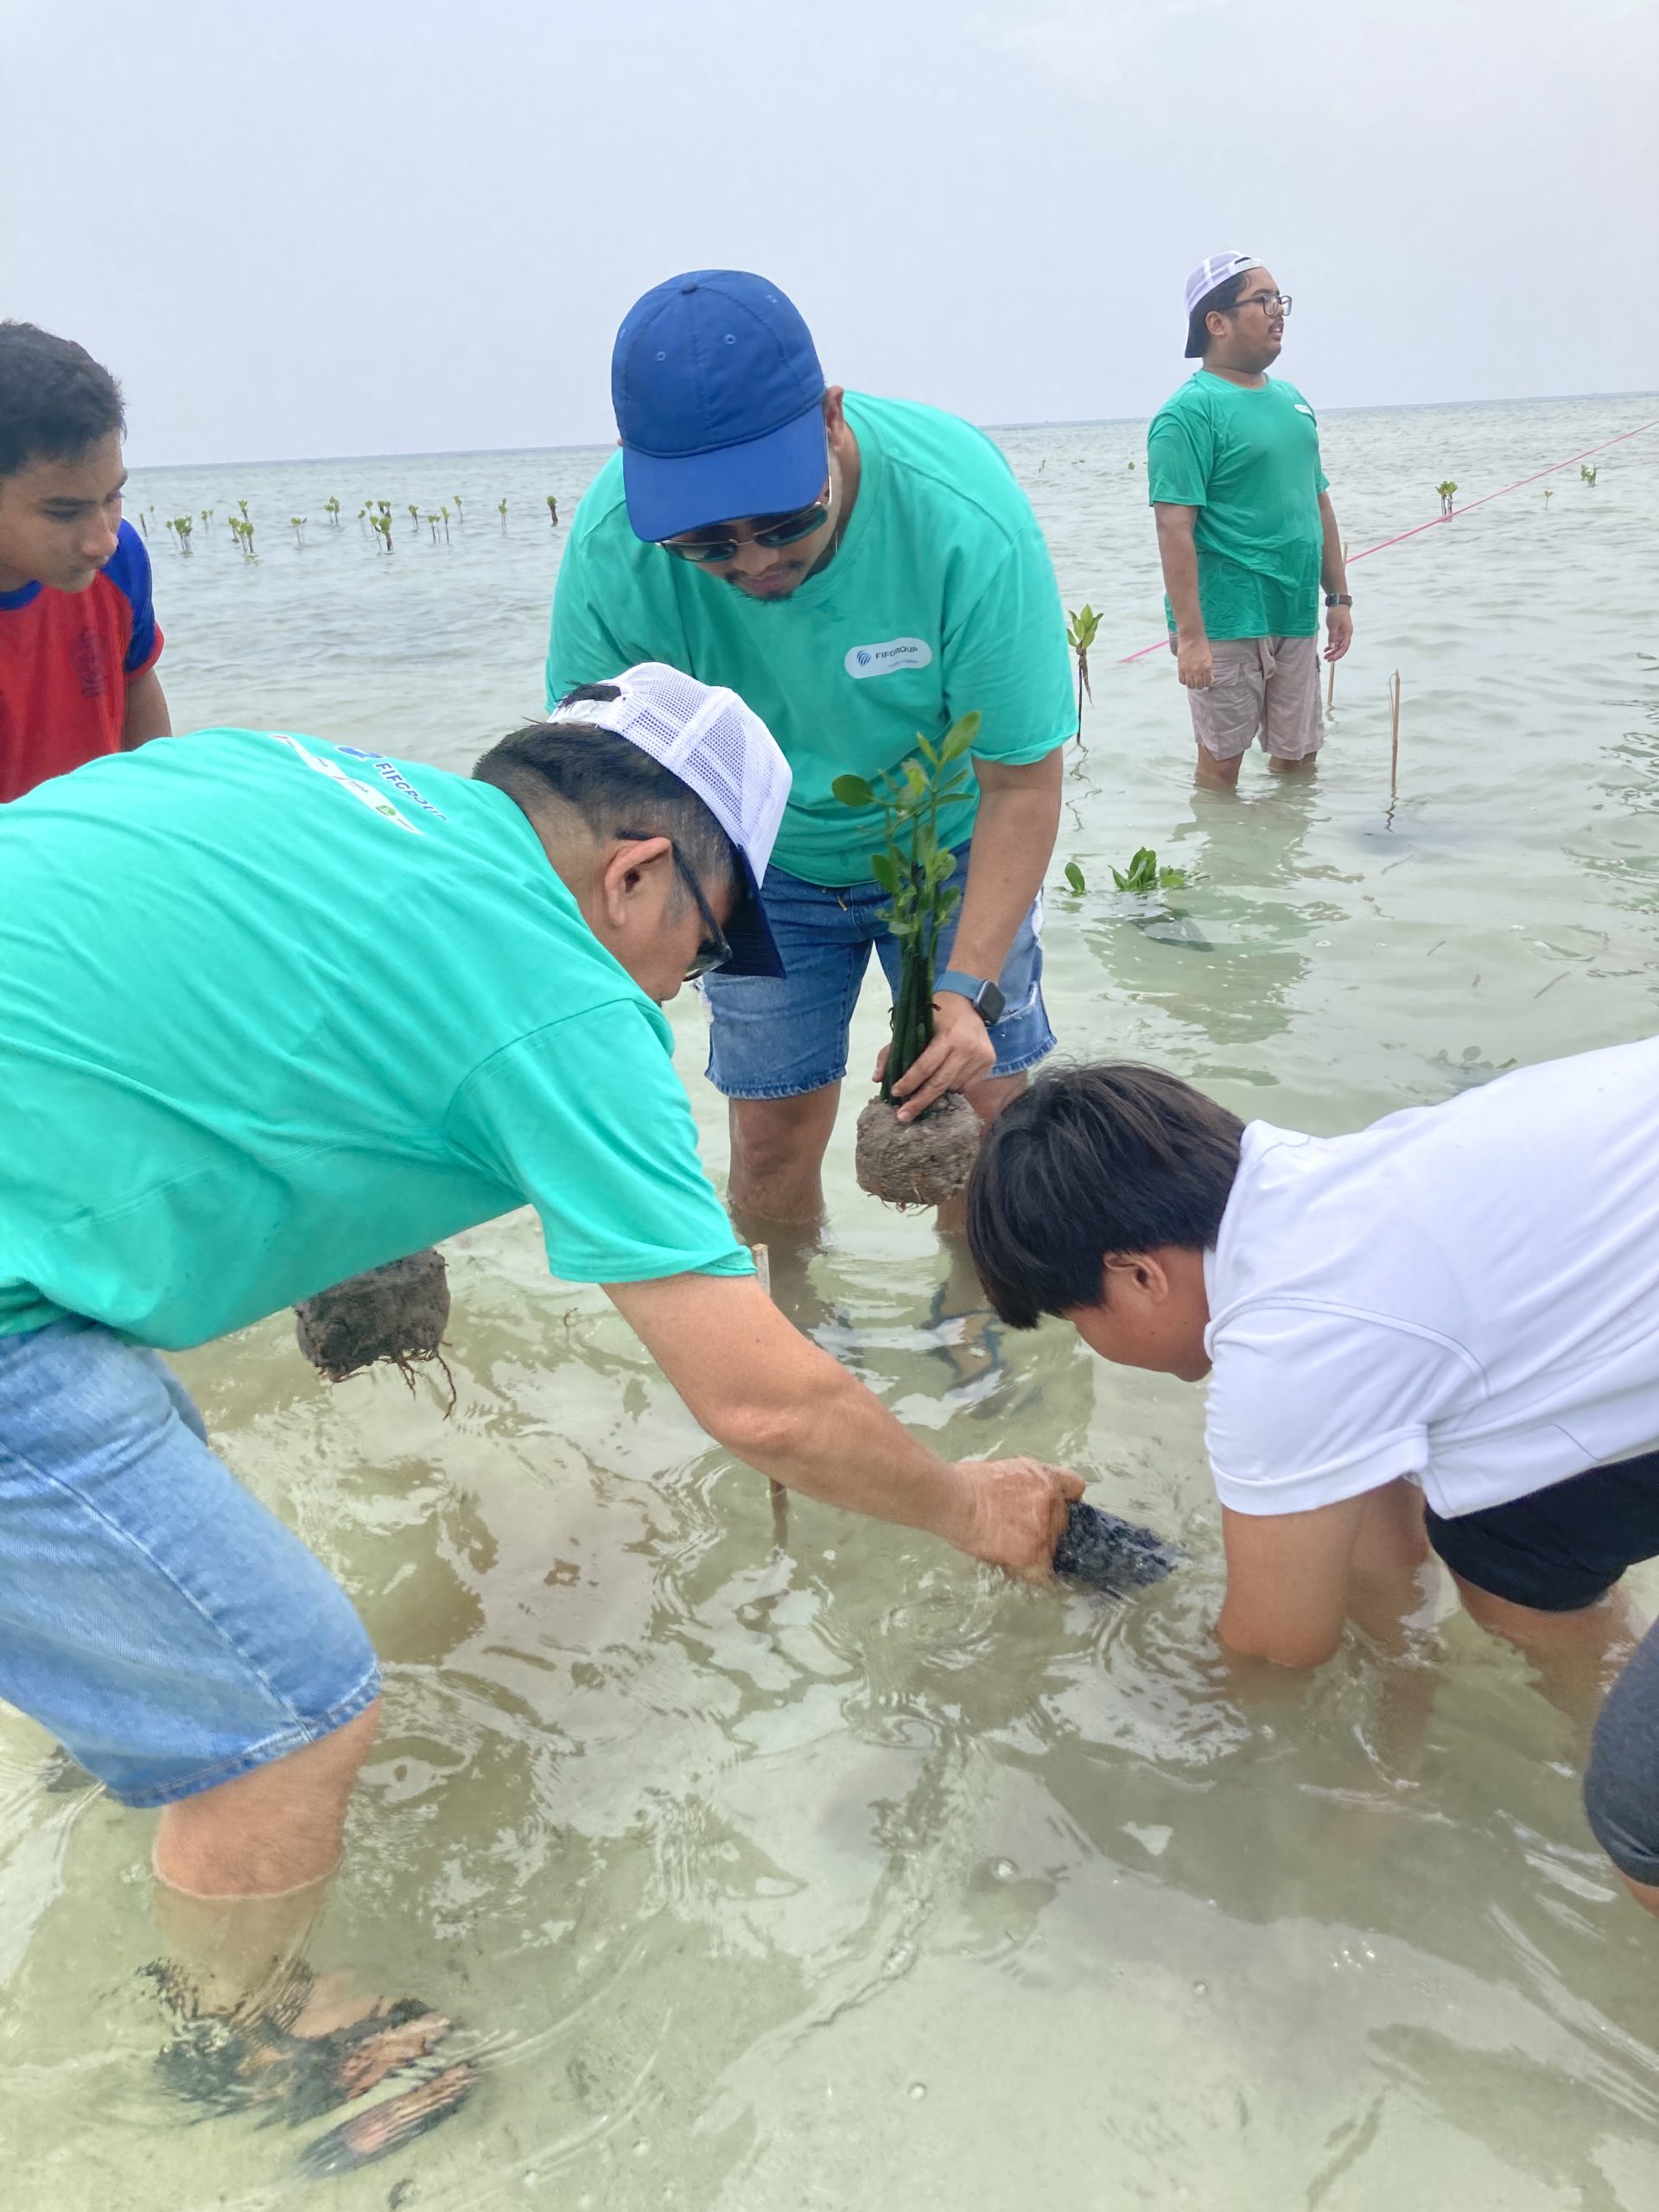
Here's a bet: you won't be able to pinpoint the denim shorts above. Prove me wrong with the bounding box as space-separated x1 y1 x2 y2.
0 1317 380 1808
702 840 1056 1100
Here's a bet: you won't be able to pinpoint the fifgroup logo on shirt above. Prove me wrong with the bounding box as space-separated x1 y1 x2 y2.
270 733 425 834
844 638 934 680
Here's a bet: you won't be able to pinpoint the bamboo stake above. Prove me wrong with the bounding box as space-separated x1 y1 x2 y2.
1388 670 1402 804
753 1245 790 1548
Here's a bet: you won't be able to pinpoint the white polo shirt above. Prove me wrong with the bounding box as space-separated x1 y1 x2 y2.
1203 1038 1659 1521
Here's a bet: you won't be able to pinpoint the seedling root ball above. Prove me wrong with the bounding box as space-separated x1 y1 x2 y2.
855 1092 980 1208
296 1248 455 1409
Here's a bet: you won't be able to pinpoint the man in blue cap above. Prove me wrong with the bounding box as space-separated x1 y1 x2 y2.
546 270 1077 1244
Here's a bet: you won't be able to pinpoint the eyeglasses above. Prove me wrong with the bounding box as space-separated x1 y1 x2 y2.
1232 292 1292 316
674 850 734 978
617 831 734 977
660 479 833 565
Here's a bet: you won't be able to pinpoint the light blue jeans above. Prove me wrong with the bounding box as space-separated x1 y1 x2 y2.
0 1317 379 1807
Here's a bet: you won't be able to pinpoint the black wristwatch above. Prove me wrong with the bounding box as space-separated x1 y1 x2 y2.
936 969 1006 1026
1325 593 1353 607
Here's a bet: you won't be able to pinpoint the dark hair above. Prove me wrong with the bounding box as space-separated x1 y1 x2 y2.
966 1063 1244 1328
1183 270 1250 361
0 322 125 478
473 685 739 890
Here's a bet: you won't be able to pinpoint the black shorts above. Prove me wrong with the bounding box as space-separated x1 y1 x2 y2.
1425 1446 1659 1613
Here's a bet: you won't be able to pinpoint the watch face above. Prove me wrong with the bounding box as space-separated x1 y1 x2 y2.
977 979 1006 1026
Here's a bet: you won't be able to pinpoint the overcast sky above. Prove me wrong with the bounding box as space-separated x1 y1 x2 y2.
3 0 1655 467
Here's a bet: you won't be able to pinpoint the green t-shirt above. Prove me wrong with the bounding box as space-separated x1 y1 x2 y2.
0 730 750 1348
546 393 1076 887
1146 372 1330 640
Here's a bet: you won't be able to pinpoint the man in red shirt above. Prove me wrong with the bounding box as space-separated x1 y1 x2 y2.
0 322 170 804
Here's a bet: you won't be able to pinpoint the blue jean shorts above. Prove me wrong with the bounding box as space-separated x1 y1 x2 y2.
702 840 1056 1100
0 1317 380 1808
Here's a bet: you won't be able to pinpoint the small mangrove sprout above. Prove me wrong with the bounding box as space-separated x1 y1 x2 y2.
833 715 982 1206
372 511 394 553
1111 848 1186 897
1580 465 1598 487
498 498 509 528
324 496 341 525
1543 487 1554 512
1063 860 1087 894
1066 604 1101 748
453 493 463 518
237 499 250 520
426 512 442 543
546 493 559 526
290 516 307 548
172 514 194 554
1437 480 1458 516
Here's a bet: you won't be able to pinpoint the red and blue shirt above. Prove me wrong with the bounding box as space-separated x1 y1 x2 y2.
0 519 163 804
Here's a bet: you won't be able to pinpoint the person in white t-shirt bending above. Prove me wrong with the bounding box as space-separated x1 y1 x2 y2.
965 1040 1659 1916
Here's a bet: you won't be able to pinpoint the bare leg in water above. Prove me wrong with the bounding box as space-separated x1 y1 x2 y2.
149 1700 474 2166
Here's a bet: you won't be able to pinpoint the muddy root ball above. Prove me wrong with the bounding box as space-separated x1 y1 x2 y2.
295 1249 453 1394
855 1091 982 1208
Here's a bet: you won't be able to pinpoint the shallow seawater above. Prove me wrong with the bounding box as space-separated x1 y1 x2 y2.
4 397 1659 2209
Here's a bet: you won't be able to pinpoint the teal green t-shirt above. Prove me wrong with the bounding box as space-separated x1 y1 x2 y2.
546 393 1077 887
1146 373 1331 640
0 730 750 1348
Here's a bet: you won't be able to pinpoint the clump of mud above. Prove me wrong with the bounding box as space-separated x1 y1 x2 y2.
295 1249 455 1410
1052 1501 1182 1597
855 1091 981 1207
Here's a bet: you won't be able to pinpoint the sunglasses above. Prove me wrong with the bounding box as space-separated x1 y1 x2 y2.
659 480 833 566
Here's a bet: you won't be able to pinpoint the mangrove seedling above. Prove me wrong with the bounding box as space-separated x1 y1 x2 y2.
546 493 559 526
172 515 194 553
200 508 213 528
498 499 509 527
324 496 341 524
440 505 451 538
1436 480 1457 516
372 512 394 553
427 512 442 543
407 504 420 531
1543 487 1554 512
137 512 149 537
290 516 307 547
1581 465 1598 487
1111 847 1185 898
1066 604 1101 748
832 713 982 1205
1062 860 1087 894
453 494 463 518
237 499 250 520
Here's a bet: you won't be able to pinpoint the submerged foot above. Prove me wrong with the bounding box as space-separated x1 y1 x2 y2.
148 1959 470 2158
925 1282 1006 1402
295 2060 478 2177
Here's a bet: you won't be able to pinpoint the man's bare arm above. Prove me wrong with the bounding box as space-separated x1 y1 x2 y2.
888 747 1064 1119
1153 504 1211 688
606 1270 1081 1575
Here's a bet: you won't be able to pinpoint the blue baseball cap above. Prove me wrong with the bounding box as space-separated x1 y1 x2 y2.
612 270 829 543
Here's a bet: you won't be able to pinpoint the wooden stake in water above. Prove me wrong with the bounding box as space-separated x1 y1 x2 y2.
1388 670 1402 804
753 1245 790 1549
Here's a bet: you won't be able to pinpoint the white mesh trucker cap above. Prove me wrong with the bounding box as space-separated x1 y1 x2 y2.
550 663 792 978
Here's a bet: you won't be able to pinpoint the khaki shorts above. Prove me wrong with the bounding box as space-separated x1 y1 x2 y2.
1185 634 1325 762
